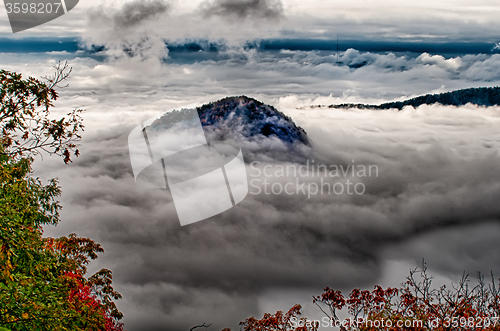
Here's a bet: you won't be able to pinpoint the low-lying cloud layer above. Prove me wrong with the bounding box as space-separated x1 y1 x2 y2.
2 36 500 330
30 101 500 331
29 47 500 108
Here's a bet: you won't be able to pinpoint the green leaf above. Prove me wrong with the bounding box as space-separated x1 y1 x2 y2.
0 66 123 331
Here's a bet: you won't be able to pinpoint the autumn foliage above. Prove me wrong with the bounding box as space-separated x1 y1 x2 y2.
0 65 123 330
312 263 500 330
0 62 84 164
229 262 500 331
236 304 317 331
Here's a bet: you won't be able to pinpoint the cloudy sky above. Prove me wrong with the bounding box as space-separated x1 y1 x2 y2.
2 1 500 330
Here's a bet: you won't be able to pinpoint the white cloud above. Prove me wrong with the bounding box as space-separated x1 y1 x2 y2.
2 0 500 43
3 20 500 330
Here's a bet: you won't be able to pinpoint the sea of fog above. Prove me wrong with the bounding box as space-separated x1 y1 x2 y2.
2 44 500 330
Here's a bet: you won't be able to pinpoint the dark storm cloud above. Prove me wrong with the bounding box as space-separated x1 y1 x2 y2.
87 0 170 29
113 0 170 28
201 0 284 20
83 0 171 60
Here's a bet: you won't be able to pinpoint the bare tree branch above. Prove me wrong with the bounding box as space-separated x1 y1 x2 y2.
190 323 212 331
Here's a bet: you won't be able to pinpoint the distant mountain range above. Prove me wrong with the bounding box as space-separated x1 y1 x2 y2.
326 87 500 110
151 96 310 145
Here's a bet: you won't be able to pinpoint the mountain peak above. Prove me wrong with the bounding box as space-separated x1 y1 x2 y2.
326 87 500 110
196 96 309 145
147 96 307 147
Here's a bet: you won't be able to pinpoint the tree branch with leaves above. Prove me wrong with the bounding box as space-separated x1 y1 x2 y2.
0 61 84 164
0 65 123 331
